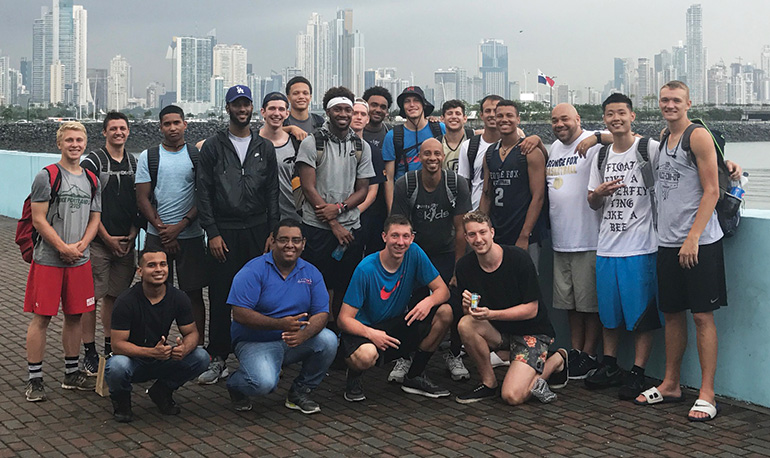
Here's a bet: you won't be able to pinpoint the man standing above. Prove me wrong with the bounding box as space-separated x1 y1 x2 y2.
284 76 324 133
545 103 603 379
391 138 472 381
455 211 567 405
196 84 280 384
81 111 139 374
439 100 473 173
382 86 445 212
24 121 100 401
458 95 503 210
136 105 208 347
226 220 337 414
339 215 453 401
296 87 374 322
105 250 209 422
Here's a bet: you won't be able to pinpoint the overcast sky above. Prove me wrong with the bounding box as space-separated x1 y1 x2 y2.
1 0 768 96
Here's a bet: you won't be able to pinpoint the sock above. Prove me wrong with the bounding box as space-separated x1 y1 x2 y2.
347 369 362 379
104 337 112 355
84 341 96 355
602 355 617 367
28 361 43 381
630 365 645 376
64 356 79 375
407 350 433 379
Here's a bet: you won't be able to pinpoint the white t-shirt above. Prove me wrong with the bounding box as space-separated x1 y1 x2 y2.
546 130 602 252
228 132 252 165
457 135 495 210
588 137 660 257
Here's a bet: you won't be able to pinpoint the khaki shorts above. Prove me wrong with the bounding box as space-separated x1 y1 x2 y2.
552 250 598 313
90 239 136 300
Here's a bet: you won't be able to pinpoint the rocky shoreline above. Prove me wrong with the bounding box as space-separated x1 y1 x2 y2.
0 120 768 154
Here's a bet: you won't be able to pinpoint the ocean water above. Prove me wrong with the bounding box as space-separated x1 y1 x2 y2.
726 142 770 210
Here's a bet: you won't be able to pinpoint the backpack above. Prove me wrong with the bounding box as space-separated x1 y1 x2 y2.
16 164 98 263
465 134 483 184
597 137 657 228
292 131 364 213
393 121 443 173
659 119 739 237
147 143 200 197
404 169 459 211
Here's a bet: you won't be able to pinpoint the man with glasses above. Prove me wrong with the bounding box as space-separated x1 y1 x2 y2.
226 219 337 415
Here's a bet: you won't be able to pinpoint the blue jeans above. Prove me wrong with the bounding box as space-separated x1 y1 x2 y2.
227 328 337 396
105 347 209 394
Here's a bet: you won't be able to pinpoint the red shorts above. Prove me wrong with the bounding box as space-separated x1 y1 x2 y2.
24 261 96 316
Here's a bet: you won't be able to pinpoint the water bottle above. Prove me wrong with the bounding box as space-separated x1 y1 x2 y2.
729 174 746 200
331 244 347 261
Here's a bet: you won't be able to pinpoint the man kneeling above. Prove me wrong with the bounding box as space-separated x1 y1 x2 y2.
226 220 337 414
339 214 453 401
106 250 209 422
455 211 567 405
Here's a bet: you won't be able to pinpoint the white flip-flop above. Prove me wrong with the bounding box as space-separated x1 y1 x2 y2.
688 399 719 422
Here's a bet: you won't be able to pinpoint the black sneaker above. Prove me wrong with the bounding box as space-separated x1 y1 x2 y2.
61 371 95 390
25 378 46 402
344 370 365 402
401 374 450 398
455 383 498 404
584 363 623 390
83 350 99 376
110 392 133 423
569 352 599 380
618 370 646 401
147 381 181 415
285 387 321 414
548 348 569 390
228 387 252 412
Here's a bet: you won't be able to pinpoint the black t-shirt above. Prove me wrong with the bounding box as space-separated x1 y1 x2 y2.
391 170 472 255
81 150 137 236
111 283 195 348
363 124 389 219
455 245 554 337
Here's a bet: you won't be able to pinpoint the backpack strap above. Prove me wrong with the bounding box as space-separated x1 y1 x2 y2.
444 169 458 208
463 126 475 140
680 123 701 154
393 124 405 169
95 148 110 173
406 170 419 209
148 146 161 193
311 113 325 129
467 134 482 182
289 134 302 158
186 142 200 172
597 144 610 182
353 135 364 163
83 168 99 199
637 137 650 162
313 129 327 165
44 164 62 201
428 121 443 139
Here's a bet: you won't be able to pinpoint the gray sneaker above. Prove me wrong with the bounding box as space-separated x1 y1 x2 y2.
61 371 95 390
285 387 321 414
25 378 46 402
198 356 229 385
444 352 470 381
531 377 557 403
388 357 411 383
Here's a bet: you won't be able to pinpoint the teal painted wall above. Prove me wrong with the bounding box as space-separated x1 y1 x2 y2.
0 150 59 219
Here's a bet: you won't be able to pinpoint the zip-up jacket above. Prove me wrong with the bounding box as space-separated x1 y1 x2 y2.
197 128 279 239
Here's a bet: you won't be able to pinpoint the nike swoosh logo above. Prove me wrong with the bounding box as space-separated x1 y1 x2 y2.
380 279 401 300
710 297 719 304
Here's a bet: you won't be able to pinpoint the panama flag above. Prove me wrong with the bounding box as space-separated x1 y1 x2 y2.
537 70 555 87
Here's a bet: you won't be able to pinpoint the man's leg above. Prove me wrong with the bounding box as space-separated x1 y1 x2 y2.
343 338 379 402
457 316 502 389
399 304 454 398
567 310 585 352
636 311 686 403
690 311 718 419
284 328 338 413
173 235 210 347
26 314 51 366
227 340 284 397
500 335 560 406
154 348 210 390
104 355 137 422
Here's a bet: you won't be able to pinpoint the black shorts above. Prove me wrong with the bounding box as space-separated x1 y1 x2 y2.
145 234 209 291
340 308 438 365
657 240 727 314
301 224 363 291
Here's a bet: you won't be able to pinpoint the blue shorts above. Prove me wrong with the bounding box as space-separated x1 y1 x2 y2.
596 254 662 332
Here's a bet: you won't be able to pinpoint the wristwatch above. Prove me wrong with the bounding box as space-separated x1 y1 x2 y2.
594 131 603 145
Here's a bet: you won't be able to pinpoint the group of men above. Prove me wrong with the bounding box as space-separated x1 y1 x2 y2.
23 76 734 424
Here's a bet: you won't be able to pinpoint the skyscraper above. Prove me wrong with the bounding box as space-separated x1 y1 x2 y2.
686 4 705 104
213 44 247 89
434 67 468 107
87 68 107 114
760 45 770 102
72 5 87 110
614 58 627 92
479 39 508 98
32 9 52 103
107 55 131 111
53 0 74 104
168 33 216 113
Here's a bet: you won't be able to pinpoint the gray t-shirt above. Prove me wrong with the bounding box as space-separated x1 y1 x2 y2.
275 138 302 221
31 166 102 267
228 132 252 165
285 115 316 134
296 129 375 231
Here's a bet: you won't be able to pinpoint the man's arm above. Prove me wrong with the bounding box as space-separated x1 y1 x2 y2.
195 140 219 239
136 182 162 231
479 157 491 214
111 329 172 360
264 143 281 230
170 322 200 360
78 211 101 253
231 306 307 332
452 214 466 264
390 177 410 216
338 302 400 351
470 300 539 322
517 151 546 250
384 160 395 214
358 184 379 214
404 275 450 326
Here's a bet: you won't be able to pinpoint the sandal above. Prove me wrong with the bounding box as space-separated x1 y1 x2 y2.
687 399 719 422
633 387 685 405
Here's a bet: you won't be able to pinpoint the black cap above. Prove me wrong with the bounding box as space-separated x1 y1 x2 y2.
396 86 434 118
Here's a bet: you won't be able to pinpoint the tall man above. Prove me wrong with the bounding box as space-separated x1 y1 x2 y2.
339 215 454 401
546 103 603 379
226 220 338 414
296 87 375 322
196 84 280 384
391 138 472 381
24 121 100 401
105 250 209 422
136 105 208 347
458 95 503 210
284 76 324 133
439 100 472 173
81 111 139 374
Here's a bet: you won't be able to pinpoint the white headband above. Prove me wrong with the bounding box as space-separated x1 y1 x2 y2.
327 97 353 109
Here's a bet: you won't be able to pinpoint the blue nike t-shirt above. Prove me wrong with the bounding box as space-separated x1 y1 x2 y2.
343 243 439 326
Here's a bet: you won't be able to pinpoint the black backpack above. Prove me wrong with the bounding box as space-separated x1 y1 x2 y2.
465 134 484 183
392 121 443 173
404 169 459 210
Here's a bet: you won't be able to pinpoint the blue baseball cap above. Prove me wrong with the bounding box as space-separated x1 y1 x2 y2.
225 85 253 103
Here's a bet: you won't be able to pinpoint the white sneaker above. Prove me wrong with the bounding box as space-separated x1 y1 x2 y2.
490 351 510 368
197 356 229 385
388 357 412 383
444 352 470 381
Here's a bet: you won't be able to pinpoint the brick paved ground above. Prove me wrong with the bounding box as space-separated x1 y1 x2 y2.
1 215 769 457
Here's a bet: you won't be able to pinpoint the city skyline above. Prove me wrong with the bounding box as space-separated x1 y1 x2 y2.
1 0 769 109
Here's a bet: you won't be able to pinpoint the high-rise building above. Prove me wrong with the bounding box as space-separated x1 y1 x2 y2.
434 68 459 109
73 5 87 110
0 55 9 105
20 58 31 91
53 0 74 104
509 81 520 101
686 4 705 104
364 69 375 91
168 33 216 113
107 55 131 111
348 31 365 96
556 84 570 105
707 61 728 105
636 57 652 107
213 44 247 89
654 49 673 91
50 61 65 104
32 9 52 103
760 45 770 102
614 58 627 92
468 76 484 104
478 39 508 97
145 82 166 109
671 42 686 82
87 68 107 114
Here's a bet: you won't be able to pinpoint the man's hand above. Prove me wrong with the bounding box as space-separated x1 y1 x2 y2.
593 178 625 197
209 235 228 263
725 160 743 181
59 243 83 264
163 239 181 255
158 221 185 245
285 125 308 141
405 299 433 326
330 223 354 246
678 236 700 269
102 235 126 257
150 336 172 360
282 329 309 348
279 313 308 332
469 306 492 321
365 328 400 351
519 135 541 155
315 203 340 223
461 290 475 314
576 135 598 157
515 234 529 251
449 275 458 288
170 337 189 360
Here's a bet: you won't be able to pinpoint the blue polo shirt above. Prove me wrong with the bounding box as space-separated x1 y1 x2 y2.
343 243 439 326
228 252 329 344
